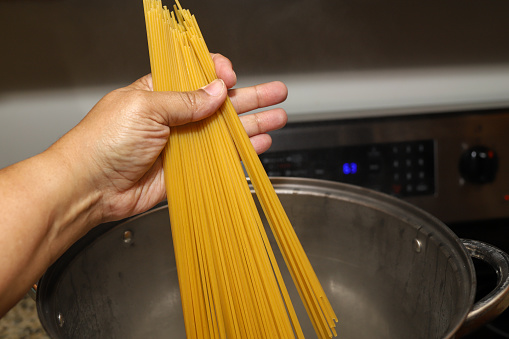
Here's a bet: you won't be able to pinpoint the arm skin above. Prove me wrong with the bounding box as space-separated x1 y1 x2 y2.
0 54 288 317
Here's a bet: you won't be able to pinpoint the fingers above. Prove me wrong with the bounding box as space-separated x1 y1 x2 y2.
127 67 287 134
239 108 288 137
239 108 287 154
147 79 227 126
229 81 288 115
249 134 273 154
211 53 237 88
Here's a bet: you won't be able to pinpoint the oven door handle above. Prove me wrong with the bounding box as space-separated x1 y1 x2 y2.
458 239 509 337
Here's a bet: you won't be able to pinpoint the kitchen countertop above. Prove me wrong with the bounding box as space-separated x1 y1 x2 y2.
0 295 49 339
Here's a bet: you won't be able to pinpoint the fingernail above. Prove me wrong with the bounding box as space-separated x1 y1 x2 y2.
202 79 225 97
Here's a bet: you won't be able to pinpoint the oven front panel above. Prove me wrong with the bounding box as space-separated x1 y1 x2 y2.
260 109 509 224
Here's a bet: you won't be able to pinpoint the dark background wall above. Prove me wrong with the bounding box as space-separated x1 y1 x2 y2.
1 0 509 91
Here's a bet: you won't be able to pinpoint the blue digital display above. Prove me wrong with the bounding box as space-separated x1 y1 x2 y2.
342 162 358 175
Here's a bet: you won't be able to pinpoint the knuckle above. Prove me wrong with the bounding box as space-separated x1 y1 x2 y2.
178 91 200 118
113 89 150 121
129 89 149 107
109 88 147 110
254 113 264 133
125 90 151 118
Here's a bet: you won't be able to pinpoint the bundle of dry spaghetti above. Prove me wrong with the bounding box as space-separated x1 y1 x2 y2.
143 1 338 337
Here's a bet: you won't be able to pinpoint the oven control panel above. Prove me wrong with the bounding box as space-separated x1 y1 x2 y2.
259 110 509 223
260 140 435 197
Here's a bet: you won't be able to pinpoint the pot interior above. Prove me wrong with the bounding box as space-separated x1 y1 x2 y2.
37 178 475 339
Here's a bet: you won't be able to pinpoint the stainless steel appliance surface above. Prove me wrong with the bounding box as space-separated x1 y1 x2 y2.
34 179 509 339
259 109 509 338
260 109 509 224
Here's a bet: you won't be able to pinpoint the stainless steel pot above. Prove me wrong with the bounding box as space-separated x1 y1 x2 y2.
33 178 509 338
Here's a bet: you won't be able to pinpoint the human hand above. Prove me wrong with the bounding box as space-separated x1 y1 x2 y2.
0 53 287 314
51 54 288 224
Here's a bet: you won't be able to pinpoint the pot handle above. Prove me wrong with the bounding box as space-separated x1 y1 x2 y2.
458 239 509 337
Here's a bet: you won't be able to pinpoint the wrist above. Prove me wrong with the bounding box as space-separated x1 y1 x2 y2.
43 142 104 238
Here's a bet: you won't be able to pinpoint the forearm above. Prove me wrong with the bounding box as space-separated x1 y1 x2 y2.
0 147 102 316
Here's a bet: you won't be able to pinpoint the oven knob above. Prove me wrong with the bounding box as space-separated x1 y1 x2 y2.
459 146 499 184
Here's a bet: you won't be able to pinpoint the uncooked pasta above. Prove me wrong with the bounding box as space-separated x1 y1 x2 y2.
143 1 338 337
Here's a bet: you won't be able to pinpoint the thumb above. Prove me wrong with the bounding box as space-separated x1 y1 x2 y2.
149 79 227 126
